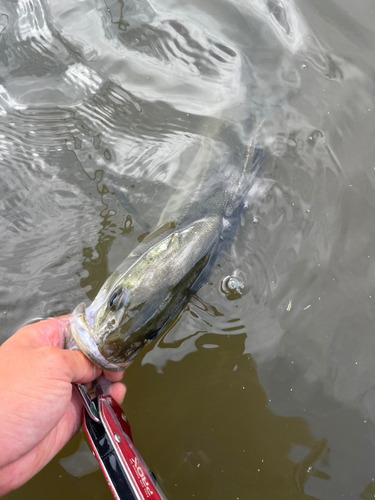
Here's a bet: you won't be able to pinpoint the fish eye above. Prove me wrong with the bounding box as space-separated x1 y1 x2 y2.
108 286 123 311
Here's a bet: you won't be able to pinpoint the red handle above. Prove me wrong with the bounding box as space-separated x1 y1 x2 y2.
98 395 167 500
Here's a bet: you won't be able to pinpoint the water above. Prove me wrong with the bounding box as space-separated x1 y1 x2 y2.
2 0 375 498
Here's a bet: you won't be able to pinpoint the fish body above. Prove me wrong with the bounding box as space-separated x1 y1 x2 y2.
68 130 264 371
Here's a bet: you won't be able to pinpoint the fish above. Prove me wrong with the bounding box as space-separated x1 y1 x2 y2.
66 123 265 371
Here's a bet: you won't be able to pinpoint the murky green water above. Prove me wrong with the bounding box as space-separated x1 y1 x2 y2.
2 0 375 498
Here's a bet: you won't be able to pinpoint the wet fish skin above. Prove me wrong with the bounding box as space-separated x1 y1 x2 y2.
68 131 264 371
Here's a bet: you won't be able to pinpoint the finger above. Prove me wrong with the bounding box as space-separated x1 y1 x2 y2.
15 316 70 349
59 349 102 384
109 382 126 405
104 369 125 383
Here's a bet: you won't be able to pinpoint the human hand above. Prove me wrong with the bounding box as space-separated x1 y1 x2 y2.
0 316 126 497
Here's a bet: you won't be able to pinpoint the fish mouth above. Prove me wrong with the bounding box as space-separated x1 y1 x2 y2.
67 302 127 372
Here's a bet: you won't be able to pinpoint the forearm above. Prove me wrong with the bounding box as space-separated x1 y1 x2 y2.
0 447 42 497
0 431 60 497
0 395 81 497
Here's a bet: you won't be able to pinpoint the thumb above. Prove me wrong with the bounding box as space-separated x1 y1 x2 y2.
59 349 102 384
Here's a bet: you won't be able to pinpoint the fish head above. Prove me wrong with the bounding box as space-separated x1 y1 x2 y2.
69 278 135 371
94 280 150 364
68 218 219 371
93 283 129 339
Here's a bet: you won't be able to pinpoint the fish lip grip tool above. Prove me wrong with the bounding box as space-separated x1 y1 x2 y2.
76 384 167 500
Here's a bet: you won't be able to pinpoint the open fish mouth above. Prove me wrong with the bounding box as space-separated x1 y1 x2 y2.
66 302 127 372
